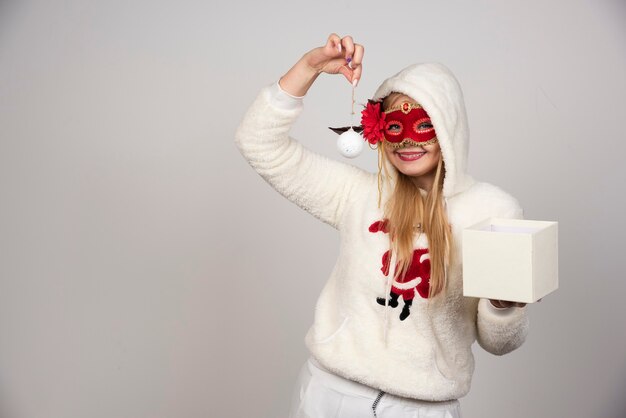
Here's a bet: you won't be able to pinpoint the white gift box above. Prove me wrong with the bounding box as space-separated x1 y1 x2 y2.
462 218 558 303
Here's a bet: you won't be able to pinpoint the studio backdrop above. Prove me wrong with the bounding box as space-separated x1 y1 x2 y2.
0 0 625 417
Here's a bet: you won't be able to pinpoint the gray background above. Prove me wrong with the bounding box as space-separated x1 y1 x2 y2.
1 0 625 417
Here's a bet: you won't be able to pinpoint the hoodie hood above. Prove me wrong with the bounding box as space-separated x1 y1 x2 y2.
372 63 474 198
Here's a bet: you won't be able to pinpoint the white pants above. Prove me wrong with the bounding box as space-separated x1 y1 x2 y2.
289 358 462 418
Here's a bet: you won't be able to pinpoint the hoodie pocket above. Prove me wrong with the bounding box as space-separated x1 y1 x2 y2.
312 315 350 345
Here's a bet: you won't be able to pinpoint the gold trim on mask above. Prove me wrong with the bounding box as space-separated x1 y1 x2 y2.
385 136 439 149
383 101 423 115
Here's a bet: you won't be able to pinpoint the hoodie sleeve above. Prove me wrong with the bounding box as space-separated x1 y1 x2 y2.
475 192 530 355
476 298 529 355
234 83 368 230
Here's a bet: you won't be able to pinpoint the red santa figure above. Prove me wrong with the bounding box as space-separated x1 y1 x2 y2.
369 220 431 321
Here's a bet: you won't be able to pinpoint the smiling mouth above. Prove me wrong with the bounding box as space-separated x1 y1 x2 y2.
395 150 426 161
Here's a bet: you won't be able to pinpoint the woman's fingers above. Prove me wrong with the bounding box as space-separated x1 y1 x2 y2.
337 37 362 84
338 65 353 83
326 33 342 56
341 35 355 63
284 33 361 96
316 33 364 85
351 43 364 85
490 299 505 308
489 299 527 308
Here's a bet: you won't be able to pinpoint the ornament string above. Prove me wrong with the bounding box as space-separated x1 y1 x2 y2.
351 83 356 125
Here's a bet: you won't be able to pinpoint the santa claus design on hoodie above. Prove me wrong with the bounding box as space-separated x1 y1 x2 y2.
369 219 431 321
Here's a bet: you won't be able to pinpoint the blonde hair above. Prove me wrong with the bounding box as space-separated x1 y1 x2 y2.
379 93 455 298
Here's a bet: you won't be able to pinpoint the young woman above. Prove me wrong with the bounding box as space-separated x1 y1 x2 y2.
236 34 529 418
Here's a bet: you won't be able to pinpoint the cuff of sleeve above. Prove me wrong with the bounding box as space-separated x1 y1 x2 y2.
480 298 524 318
267 80 304 111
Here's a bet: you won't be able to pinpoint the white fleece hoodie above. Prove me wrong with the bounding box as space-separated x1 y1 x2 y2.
235 63 529 401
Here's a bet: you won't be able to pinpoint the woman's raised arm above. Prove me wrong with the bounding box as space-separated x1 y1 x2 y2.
235 34 369 230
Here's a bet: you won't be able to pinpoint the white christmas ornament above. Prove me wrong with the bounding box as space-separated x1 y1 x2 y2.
337 128 364 158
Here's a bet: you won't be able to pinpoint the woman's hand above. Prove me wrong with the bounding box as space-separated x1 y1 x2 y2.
489 299 527 308
305 33 364 84
279 33 364 97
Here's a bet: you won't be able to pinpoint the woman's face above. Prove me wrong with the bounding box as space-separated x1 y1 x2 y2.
383 94 442 183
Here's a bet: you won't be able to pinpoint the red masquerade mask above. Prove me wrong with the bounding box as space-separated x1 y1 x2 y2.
361 100 438 148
